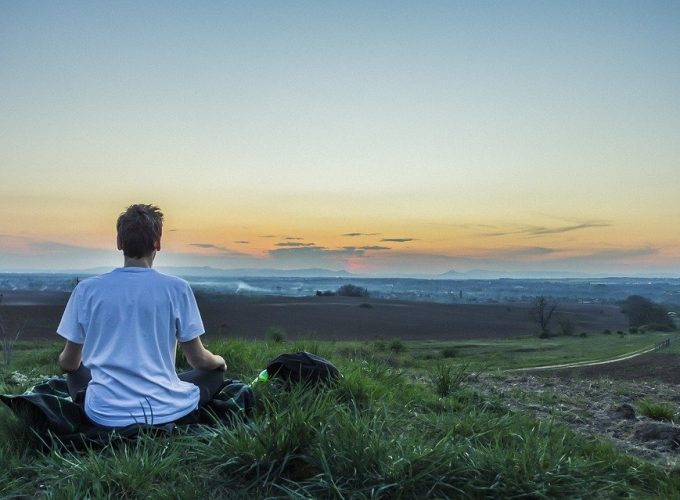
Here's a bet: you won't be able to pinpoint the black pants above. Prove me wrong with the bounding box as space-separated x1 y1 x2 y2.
66 364 224 412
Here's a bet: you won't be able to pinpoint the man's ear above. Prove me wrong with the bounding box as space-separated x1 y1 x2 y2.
154 239 161 252
116 235 123 251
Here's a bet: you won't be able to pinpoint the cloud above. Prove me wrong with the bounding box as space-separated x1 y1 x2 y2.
189 243 247 256
275 242 317 247
569 246 659 261
258 235 277 238
342 232 380 237
359 245 391 251
268 246 366 268
342 245 390 251
483 222 611 237
234 240 249 244
499 246 558 257
284 236 303 240
380 238 416 243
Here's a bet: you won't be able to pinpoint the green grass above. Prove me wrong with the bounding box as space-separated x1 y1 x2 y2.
403 331 677 370
638 400 677 423
1 338 680 497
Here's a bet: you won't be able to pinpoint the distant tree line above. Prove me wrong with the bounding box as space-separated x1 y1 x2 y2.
315 284 369 298
620 295 674 330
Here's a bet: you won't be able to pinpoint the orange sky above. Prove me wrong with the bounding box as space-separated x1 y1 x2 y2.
1 3 679 276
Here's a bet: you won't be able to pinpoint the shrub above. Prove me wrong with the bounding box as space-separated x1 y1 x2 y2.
358 303 372 309
388 340 405 353
638 400 676 422
579 332 587 338
629 327 638 334
315 290 335 297
441 348 457 359
602 329 612 335
336 284 369 297
429 362 469 396
265 326 287 343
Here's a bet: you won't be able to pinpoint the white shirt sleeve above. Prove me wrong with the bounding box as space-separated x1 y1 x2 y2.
56 285 86 344
175 283 205 342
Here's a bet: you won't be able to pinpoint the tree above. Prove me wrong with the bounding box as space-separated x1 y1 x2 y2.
531 296 558 336
336 284 369 297
620 295 673 329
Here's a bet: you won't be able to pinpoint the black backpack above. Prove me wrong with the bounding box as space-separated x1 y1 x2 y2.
265 351 340 385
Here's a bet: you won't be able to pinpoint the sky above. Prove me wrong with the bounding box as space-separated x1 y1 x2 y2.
1 1 679 277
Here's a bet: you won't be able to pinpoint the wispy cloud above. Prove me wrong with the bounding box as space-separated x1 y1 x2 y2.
284 236 303 240
360 245 391 251
570 246 659 261
499 246 558 257
268 246 366 268
274 242 317 247
234 240 249 244
483 222 611 237
189 243 247 256
344 245 391 251
381 238 416 243
258 235 277 238
342 232 380 237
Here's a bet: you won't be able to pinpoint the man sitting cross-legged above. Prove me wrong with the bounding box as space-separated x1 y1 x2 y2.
57 203 226 428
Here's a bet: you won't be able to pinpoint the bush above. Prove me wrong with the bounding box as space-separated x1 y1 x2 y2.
388 340 405 353
441 348 458 359
579 332 587 338
336 284 369 297
315 290 335 297
265 326 287 343
629 327 638 334
638 400 676 422
602 329 612 335
429 362 469 396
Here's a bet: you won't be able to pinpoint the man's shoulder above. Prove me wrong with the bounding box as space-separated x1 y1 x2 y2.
152 270 190 287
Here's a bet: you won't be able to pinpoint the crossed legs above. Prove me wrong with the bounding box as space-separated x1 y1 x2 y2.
65 365 224 407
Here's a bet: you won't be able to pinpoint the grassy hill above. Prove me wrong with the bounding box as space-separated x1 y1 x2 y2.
1 337 679 497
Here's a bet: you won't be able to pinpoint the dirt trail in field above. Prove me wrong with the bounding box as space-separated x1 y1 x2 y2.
510 345 658 372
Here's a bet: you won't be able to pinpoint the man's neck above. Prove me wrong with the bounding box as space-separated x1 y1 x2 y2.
123 252 155 268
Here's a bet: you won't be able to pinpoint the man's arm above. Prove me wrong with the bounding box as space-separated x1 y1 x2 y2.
180 338 226 371
58 340 83 373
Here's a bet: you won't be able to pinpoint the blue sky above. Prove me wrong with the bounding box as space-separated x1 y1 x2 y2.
1 1 679 276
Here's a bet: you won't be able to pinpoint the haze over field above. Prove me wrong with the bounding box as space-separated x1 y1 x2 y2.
1 2 678 276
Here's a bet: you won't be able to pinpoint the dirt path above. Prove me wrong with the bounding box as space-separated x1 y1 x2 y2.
510 345 659 372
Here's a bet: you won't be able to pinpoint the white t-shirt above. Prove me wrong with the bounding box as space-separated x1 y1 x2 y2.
57 267 204 427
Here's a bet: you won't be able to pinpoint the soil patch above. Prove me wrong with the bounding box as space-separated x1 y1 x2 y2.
472 373 680 467
543 351 680 385
0 290 628 342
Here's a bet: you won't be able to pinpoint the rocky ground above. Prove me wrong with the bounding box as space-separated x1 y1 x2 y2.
471 370 680 468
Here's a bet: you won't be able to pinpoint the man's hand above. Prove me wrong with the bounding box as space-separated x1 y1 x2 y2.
214 354 227 372
181 338 227 371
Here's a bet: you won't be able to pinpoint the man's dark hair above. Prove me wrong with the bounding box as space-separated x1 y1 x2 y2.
116 204 164 258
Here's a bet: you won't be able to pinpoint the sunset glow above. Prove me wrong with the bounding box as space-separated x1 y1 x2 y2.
1 2 678 276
